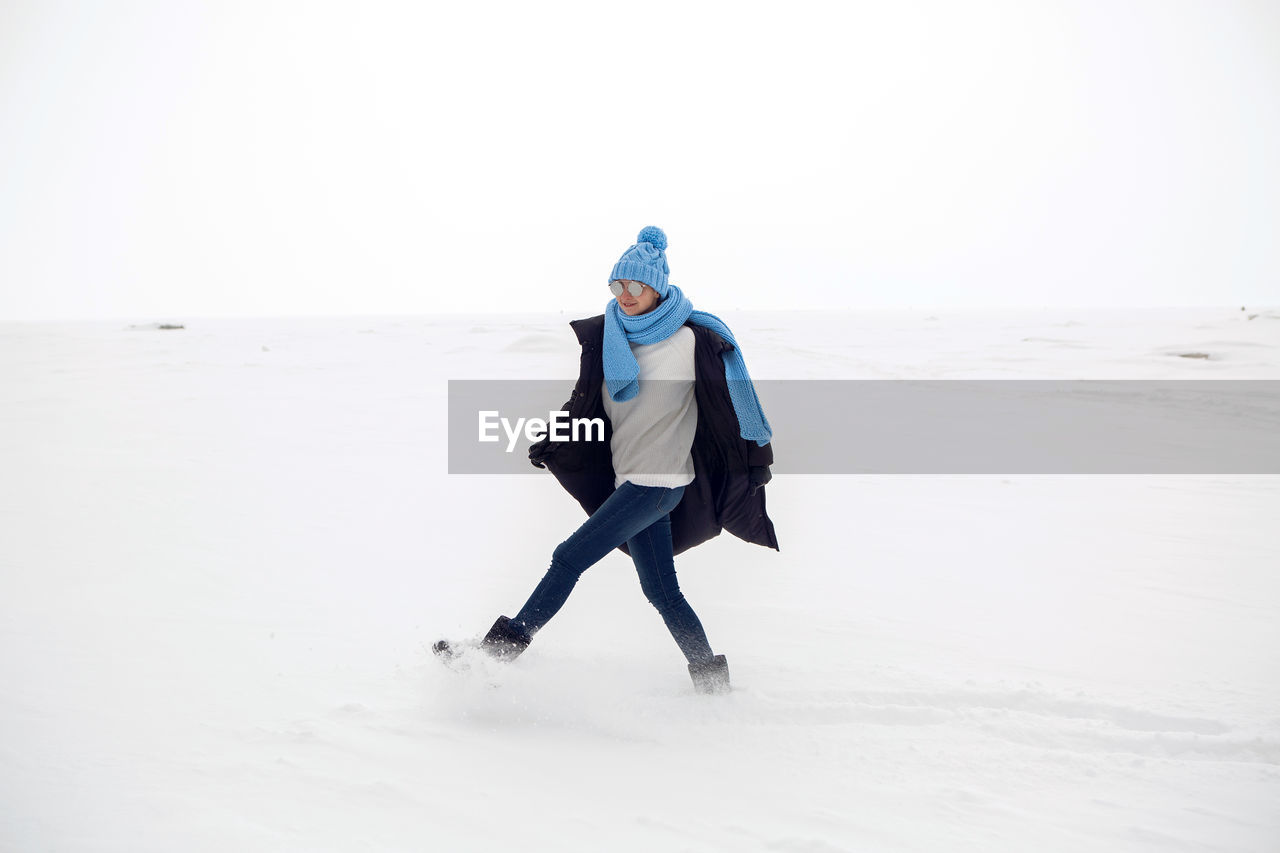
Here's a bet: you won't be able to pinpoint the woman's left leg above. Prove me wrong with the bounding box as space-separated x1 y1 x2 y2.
628 512 716 666
511 482 680 637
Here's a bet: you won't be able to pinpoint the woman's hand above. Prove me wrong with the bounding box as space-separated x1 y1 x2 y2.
528 435 553 468
748 465 772 495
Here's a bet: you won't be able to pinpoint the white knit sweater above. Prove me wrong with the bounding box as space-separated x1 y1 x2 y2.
601 325 698 489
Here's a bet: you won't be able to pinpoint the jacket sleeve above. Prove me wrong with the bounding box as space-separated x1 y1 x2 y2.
695 329 775 473
529 317 609 468
694 328 779 552
746 439 773 469
528 391 570 468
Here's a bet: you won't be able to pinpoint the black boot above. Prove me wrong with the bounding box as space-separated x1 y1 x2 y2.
480 615 532 661
688 654 731 694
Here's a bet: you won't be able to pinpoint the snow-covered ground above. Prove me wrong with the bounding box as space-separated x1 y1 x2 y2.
2 307 1278 852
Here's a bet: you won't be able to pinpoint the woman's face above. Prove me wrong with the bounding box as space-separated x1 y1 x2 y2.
615 280 661 316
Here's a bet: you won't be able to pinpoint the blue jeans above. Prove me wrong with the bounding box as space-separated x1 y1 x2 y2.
513 481 715 665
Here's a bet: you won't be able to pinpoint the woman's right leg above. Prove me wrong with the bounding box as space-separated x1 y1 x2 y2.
628 508 715 666
512 482 680 637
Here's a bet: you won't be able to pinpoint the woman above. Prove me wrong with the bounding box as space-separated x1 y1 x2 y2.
437 226 778 694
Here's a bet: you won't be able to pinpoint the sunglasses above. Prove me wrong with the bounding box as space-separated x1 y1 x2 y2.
609 280 646 298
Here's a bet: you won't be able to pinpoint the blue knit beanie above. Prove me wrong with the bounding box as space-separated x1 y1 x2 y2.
609 226 670 297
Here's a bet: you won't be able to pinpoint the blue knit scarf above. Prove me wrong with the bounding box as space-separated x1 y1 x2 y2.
603 284 772 446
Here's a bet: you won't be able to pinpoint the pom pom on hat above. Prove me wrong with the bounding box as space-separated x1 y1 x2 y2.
637 226 667 251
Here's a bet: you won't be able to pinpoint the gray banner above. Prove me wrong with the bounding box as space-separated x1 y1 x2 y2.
447 380 1280 474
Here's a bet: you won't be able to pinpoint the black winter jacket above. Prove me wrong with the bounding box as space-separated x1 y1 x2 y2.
527 314 779 557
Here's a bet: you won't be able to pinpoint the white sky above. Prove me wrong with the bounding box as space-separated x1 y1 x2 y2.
1 0 1277 321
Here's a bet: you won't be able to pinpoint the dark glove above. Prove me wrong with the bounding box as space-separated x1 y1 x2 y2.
528 436 552 469
748 465 772 495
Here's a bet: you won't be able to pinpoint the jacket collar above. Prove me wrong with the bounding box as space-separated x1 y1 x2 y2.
569 313 733 354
